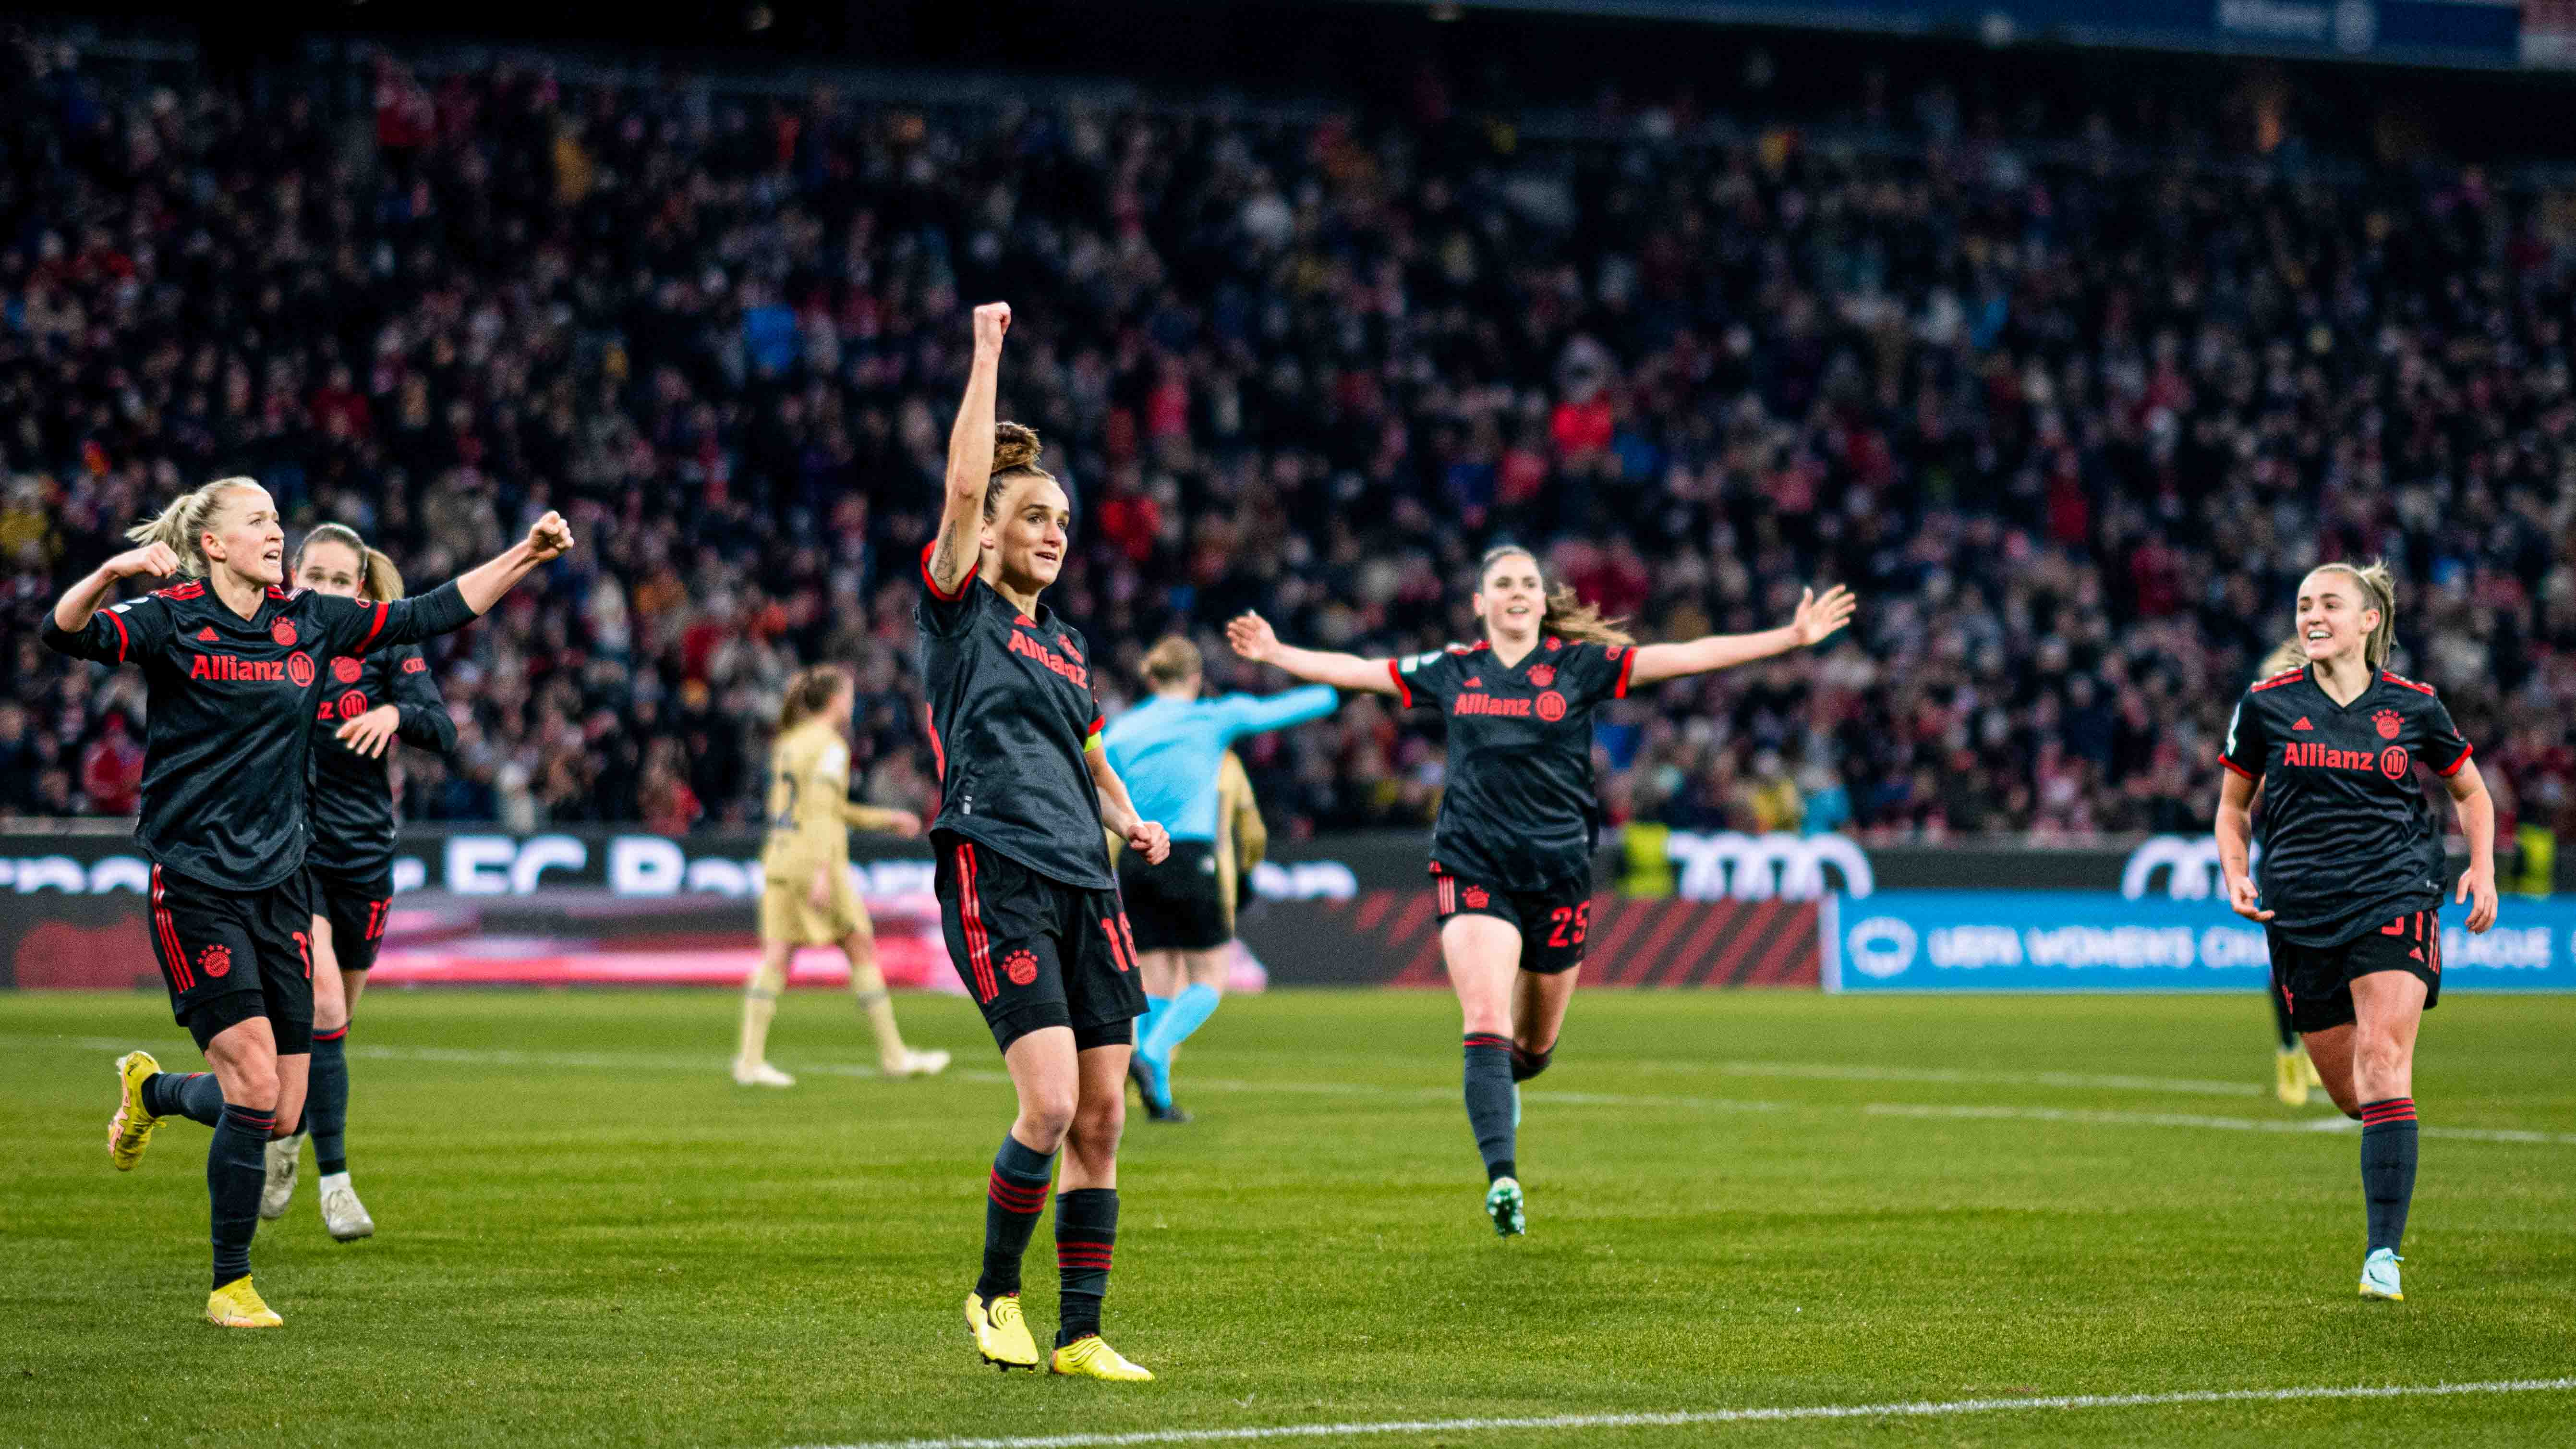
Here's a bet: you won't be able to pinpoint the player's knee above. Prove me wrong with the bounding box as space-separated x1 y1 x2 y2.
1069 1095 1125 1155
227 1067 280 1114
1016 1093 1077 1148
1509 1043 1554 1083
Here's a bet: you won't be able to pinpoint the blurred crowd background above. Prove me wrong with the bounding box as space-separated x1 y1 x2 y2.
8 24 2576 847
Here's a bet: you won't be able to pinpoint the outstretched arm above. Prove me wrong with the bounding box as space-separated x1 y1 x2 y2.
1088 746 1171 865
1626 584 1857 688
353 512 577 652
843 802 923 838
928 303 1012 598
1224 612 1400 695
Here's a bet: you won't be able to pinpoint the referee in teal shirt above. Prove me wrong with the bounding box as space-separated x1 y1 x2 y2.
1103 636 1338 1120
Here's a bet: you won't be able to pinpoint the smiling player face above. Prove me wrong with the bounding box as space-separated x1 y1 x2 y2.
2296 569 2379 667
1474 550 1545 646
202 484 285 588
983 474 1071 594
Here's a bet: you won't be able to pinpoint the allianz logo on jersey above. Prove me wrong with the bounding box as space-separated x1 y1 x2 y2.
1665 832 1874 901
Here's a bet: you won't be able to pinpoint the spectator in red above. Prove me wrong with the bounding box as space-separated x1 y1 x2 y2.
80 712 145 816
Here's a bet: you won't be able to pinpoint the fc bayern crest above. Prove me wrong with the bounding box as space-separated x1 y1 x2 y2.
270 618 297 646
198 943 232 978
1003 949 1040 986
334 656 363 684
1527 664 1555 687
1462 885 1490 910
1535 690 1568 721
2373 709 2402 740
286 653 315 687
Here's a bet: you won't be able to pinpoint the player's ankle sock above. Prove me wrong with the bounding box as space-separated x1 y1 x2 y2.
849 960 909 1066
1509 1042 1554 1083
208 1104 273 1288
1463 1033 1516 1182
975 1132 1056 1300
145 1070 227 1126
2359 1097 2419 1254
1142 984 1221 1062
738 961 785 1064
1053 1186 1117 1345
309 1026 350 1175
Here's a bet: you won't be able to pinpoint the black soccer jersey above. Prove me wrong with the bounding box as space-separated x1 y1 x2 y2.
1390 634 1636 891
308 644 456 874
42 579 479 891
916 543 1114 890
2221 665 2473 948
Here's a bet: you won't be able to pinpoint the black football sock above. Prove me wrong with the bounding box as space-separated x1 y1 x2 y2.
975 1132 1056 1301
1510 1042 1554 1083
145 1070 227 1127
1463 1033 1516 1182
309 1026 350 1174
1053 1187 1118 1346
208 1104 273 1288
2268 986 2299 1053
2359 1098 2419 1254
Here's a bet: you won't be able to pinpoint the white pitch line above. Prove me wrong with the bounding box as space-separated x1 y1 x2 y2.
12 1034 2570 1145
791 1377 2576 1449
1864 1100 2576 1147
1636 1058 2265 1098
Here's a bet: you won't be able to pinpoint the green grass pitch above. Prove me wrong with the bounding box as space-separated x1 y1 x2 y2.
4 987 2572 1447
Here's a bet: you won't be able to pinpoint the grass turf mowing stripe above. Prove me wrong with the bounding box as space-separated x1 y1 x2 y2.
798 1378 2576 1449
19 1033 2576 1145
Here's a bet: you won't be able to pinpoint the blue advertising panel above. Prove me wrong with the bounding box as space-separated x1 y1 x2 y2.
1823 892 2576 993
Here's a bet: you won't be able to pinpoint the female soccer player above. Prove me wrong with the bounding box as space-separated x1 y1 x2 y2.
923 303 1169 1381
733 663 948 1087
1103 635 1337 1122
2250 638 2328 1108
50 476 571 1327
256 524 457 1242
1228 548 1855 1236
2217 560 2498 1303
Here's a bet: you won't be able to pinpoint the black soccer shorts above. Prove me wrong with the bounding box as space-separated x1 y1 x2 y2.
1431 868 1592 975
1117 840 1230 953
2268 906 2444 1035
934 831 1147 1052
146 863 315 1053
306 861 396 974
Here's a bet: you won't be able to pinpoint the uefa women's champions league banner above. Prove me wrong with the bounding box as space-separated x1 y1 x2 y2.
0 827 2566 990
1821 892 2576 994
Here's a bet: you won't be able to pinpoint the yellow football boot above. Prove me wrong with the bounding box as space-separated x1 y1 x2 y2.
963 1291 1040 1371
206 1276 283 1328
1049 1334 1153 1381
109 1051 163 1170
2274 1047 2310 1107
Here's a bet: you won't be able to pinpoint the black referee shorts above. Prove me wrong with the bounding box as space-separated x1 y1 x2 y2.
1432 867 1592 975
1117 840 1230 953
146 863 315 1054
306 860 397 974
2268 906 2444 1035
933 831 1146 1053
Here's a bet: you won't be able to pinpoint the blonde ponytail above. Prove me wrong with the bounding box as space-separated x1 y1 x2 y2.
2304 560 2399 669
2257 639 2309 677
363 547 407 602
127 476 259 578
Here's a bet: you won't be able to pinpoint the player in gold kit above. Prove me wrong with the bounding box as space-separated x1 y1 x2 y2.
733 664 950 1086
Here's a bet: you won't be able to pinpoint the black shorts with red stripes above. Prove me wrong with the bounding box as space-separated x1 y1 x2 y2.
307 861 396 974
147 862 315 1053
2268 905 2443 1035
933 830 1146 1053
1431 867 1591 975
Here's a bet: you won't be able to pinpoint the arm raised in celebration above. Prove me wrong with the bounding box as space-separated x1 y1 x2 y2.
1625 584 1857 688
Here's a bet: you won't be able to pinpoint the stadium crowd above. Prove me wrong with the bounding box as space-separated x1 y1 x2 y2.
5 37 2574 845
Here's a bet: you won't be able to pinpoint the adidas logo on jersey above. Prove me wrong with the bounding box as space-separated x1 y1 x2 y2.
2292 717 2313 730
197 627 219 642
